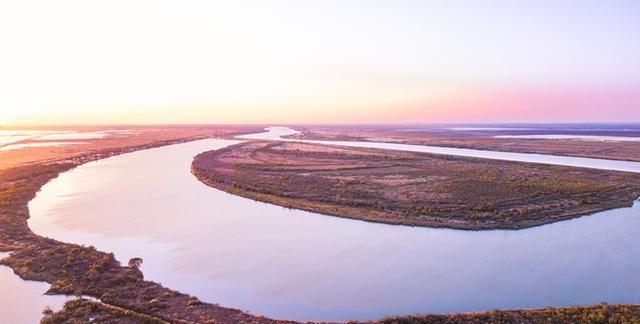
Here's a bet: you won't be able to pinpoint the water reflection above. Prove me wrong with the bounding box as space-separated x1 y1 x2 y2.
0 253 69 324
243 127 640 173
28 137 640 321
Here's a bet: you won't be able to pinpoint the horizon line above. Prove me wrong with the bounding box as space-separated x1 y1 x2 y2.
3 121 640 129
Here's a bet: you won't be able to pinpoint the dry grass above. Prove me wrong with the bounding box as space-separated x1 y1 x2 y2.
1 126 639 323
0 126 294 324
373 303 640 324
287 127 640 162
193 141 640 230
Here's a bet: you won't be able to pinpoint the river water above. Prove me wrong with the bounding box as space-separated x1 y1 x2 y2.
26 128 640 321
239 127 640 173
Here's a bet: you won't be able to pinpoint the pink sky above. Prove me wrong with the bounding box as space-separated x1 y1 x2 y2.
395 87 640 123
1 1 638 125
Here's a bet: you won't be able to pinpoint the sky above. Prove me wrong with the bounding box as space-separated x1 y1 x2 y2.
0 0 639 125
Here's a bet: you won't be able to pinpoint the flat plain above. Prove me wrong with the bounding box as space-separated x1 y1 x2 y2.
192 141 640 230
2 125 640 323
285 126 640 162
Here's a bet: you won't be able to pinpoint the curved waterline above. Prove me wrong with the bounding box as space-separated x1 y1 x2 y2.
0 253 69 324
240 127 640 173
28 132 640 321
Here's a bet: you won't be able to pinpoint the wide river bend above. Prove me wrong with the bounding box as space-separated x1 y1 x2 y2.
28 128 640 321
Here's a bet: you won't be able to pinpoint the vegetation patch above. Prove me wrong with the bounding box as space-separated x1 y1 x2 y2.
373 303 640 324
0 130 292 324
192 141 640 230
41 298 167 324
1 129 639 323
286 127 640 162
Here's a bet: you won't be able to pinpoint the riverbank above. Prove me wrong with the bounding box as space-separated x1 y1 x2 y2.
0 126 295 323
3 126 640 323
376 303 640 323
46 299 640 324
192 141 640 230
0 253 69 323
285 126 640 162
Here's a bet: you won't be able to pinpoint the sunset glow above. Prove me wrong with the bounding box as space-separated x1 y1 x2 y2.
1 0 639 125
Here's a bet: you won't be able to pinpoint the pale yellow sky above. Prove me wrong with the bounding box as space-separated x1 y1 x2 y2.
1 1 639 125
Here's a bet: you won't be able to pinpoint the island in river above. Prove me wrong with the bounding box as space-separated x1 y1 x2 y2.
2 125 640 323
192 141 640 230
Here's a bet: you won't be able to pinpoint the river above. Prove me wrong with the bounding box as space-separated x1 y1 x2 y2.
0 253 69 324
27 128 640 321
239 127 640 172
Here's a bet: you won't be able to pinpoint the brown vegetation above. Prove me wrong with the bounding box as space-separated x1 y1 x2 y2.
0 126 296 324
47 300 640 324
41 298 167 324
192 141 640 230
1 126 639 323
373 303 640 324
286 127 640 162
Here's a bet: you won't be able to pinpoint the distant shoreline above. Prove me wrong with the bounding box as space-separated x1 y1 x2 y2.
283 126 640 163
1 126 640 323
